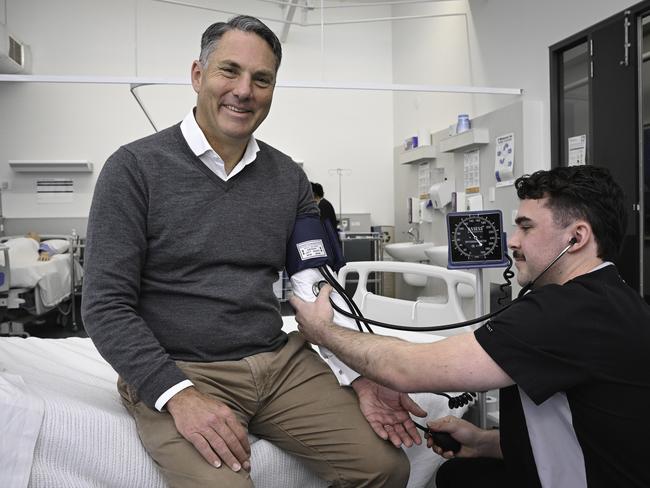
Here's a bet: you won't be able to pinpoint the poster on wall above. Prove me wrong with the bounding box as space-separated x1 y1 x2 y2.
568 135 586 166
36 179 74 204
463 149 480 193
494 133 514 187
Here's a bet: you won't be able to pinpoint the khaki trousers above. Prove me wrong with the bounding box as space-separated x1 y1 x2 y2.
118 332 409 488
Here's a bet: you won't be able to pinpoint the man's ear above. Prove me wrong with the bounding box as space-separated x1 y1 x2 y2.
568 221 592 250
190 60 203 93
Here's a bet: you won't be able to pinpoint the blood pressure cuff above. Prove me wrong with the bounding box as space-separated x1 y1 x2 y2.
286 214 345 276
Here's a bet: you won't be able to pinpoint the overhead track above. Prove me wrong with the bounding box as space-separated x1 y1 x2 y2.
255 0 457 8
154 0 466 26
0 74 522 96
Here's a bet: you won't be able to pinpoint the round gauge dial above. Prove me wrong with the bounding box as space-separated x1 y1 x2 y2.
446 211 506 268
451 215 499 259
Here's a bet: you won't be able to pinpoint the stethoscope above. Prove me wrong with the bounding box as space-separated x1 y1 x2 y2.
308 238 578 417
313 237 578 333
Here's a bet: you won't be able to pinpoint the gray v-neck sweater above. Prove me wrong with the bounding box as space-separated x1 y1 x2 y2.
82 124 318 407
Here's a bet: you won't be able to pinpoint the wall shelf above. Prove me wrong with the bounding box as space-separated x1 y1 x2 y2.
398 145 437 165
9 160 93 173
439 128 490 153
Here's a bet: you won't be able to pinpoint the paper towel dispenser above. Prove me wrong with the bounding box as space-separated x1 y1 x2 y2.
429 180 454 209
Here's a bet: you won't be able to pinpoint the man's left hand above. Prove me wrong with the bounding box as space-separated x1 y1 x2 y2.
352 376 426 448
289 284 336 345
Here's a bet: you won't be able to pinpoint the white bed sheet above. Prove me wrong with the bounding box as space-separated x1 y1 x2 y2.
0 373 44 488
10 254 69 289
0 317 461 488
0 336 167 488
12 254 81 308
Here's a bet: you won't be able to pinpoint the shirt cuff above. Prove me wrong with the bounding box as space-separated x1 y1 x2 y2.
290 268 362 386
154 380 194 411
317 346 361 385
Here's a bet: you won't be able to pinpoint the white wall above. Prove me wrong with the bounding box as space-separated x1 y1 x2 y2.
390 0 635 244
0 0 640 231
465 0 633 163
392 0 476 146
0 0 395 225
392 0 632 161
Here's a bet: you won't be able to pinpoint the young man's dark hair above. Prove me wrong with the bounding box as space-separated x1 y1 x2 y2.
311 182 324 199
514 165 627 262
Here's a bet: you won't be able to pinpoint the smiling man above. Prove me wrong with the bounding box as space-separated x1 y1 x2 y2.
83 15 414 488
291 166 650 488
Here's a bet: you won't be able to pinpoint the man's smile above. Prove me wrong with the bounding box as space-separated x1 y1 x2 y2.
222 104 252 114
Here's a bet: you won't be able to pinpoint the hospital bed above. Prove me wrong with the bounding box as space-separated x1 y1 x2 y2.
0 261 474 488
0 234 83 337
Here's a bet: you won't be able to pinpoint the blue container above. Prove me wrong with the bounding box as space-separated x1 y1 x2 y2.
456 114 471 134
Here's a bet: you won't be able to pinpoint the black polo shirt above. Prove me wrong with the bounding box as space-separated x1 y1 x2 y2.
475 265 650 487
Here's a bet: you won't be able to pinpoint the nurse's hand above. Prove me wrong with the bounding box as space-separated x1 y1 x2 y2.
289 284 336 346
352 376 426 448
166 387 251 472
426 416 502 459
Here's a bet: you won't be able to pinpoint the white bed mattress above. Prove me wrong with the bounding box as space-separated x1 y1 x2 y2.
0 317 462 488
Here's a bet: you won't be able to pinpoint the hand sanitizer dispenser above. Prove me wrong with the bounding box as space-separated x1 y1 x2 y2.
429 180 454 209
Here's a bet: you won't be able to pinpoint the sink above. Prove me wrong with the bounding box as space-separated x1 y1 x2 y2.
384 242 434 287
384 242 433 262
424 245 449 267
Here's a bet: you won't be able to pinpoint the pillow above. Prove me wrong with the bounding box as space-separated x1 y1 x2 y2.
41 239 70 254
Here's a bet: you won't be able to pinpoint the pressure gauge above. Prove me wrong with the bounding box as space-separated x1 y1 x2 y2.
446 210 508 269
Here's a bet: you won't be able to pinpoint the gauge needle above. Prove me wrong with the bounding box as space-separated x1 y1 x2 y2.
463 222 483 246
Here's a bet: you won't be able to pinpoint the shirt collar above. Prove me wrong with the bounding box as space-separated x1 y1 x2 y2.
590 261 613 273
180 109 260 166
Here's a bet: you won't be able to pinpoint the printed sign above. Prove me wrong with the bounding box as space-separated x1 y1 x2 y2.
297 240 327 260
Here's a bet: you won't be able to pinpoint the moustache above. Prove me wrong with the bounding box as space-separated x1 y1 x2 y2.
512 250 526 260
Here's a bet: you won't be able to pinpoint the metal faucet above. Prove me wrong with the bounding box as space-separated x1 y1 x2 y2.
407 225 423 244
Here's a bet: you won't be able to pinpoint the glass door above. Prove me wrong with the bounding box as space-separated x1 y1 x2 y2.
641 14 650 303
560 42 590 166
551 10 643 297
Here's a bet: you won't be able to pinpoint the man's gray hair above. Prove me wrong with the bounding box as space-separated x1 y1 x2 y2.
199 15 282 71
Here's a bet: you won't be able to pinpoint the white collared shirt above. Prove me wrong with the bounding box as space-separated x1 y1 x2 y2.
154 111 260 411
180 109 260 181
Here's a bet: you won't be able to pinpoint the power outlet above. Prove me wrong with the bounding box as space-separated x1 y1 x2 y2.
1 181 10 191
